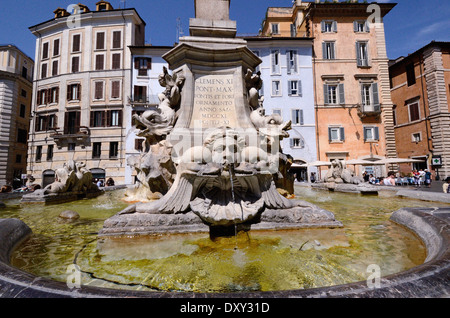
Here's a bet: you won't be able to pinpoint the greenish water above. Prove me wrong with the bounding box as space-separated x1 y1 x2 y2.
2 187 447 293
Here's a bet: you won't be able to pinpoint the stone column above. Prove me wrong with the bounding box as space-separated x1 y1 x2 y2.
424 45 450 177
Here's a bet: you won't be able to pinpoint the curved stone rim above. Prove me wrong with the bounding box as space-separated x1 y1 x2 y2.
0 207 449 298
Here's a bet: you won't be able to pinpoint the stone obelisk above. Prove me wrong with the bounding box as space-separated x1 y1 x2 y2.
99 0 342 238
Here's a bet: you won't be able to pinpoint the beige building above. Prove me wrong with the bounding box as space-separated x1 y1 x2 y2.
0 44 34 188
27 1 146 186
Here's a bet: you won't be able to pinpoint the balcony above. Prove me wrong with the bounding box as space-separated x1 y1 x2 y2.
128 95 160 107
358 104 381 119
49 126 90 147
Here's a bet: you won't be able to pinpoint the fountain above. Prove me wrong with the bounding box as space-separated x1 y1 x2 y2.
21 160 103 204
100 0 341 238
0 0 449 299
311 159 380 195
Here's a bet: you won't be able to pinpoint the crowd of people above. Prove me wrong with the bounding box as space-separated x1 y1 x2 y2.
363 169 433 188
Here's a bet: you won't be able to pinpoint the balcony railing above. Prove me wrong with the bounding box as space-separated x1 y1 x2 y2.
128 95 160 107
358 104 381 118
50 126 90 145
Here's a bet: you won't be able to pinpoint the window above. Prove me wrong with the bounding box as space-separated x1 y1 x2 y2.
273 109 282 116
96 32 105 50
406 64 416 86
64 111 81 135
271 23 279 35
72 56 80 73
53 39 60 56
321 20 337 33
287 50 298 74
291 109 304 125
50 87 59 104
91 111 105 127
109 110 121 126
290 24 297 37
20 104 26 118
322 42 335 60
324 83 345 105
111 81 121 99
22 67 28 79
90 110 122 127
134 85 147 102
36 146 42 162
272 80 281 96
408 102 420 122
112 53 121 70
328 127 345 143
72 34 81 52
364 126 380 142
37 89 47 105
360 83 380 111
21 89 27 98
288 80 302 96
67 83 81 101
135 58 152 76
36 114 57 132
354 21 369 33
52 60 58 76
412 132 422 143
16 154 22 164
42 42 49 59
92 142 102 159
68 143 76 151
41 63 47 79
271 50 280 74
356 42 370 67
135 139 144 152
95 54 105 71
291 138 304 148
94 81 104 100
109 142 119 159
17 128 27 144
112 31 121 49
47 145 54 161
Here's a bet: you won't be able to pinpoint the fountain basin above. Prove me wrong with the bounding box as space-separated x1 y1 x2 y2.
0 204 449 297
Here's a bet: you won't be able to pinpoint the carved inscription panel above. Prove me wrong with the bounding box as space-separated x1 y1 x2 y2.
190 74 237 128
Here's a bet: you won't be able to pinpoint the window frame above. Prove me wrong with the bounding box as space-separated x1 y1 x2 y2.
322 41 336 60
328 126 345 143
271 80 282 97
363 126 380 142
271 49 281 74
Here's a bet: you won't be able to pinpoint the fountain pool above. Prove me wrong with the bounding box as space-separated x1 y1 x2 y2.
2 186 447 294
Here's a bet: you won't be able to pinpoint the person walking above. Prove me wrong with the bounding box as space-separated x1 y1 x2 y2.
413 169 420 187
424 169 432 188
443 177 450 193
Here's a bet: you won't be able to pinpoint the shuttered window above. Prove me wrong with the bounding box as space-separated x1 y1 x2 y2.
112 31 121 49
72 34 81 52
94 81 104 100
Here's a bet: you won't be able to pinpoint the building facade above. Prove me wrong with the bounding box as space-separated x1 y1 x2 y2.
0 45 34 188
245 37 317 180
258 0 398 178
389 41 450 179
27 1 146 186
303 2 397 178
126 45 172 184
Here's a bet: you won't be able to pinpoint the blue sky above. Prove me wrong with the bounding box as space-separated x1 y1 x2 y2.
0 0 448 60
